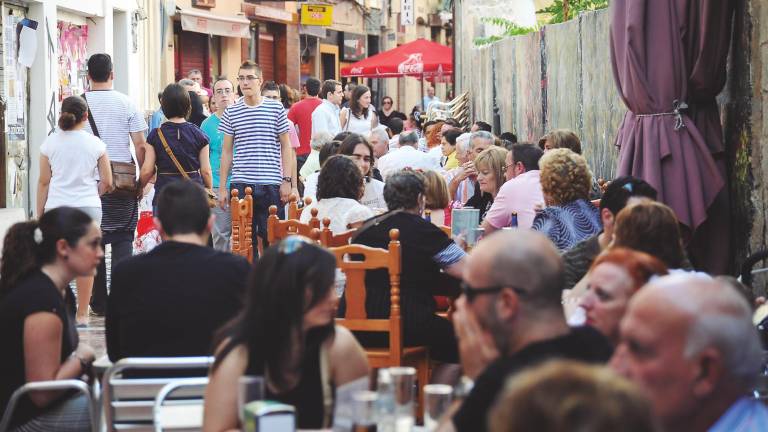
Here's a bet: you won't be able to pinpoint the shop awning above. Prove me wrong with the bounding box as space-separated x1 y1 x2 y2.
340 38 452 79
178 7 250 38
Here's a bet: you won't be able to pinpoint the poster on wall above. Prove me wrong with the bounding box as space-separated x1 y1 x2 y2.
341 32 366 62
57 21 88 101
4 13 27 141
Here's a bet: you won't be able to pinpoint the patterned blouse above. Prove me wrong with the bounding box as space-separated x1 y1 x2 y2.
532 199 602 252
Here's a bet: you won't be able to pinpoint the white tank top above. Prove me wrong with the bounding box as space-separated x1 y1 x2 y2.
343 107 376 135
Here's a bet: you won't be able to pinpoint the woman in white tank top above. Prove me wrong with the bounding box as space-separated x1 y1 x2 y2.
340 84 378 136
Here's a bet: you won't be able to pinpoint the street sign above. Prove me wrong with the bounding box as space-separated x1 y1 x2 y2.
400 0 414 25
301 4 333 27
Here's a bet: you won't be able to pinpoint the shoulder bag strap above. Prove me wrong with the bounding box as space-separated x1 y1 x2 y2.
157 127 191 180
341 107 350 131
83 93 100 138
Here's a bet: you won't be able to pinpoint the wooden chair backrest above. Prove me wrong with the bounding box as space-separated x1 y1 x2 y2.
331 229 403 360
230 188 253 262
288 195 313 220
319 217 357 247
267 205 321 244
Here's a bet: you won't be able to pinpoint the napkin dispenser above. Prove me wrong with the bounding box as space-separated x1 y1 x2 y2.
243 401 296 432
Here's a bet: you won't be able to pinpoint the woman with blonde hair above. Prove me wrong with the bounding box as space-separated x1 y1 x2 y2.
465 146 508 222
532 148 601 251
538 128 582 154
422 170 450 226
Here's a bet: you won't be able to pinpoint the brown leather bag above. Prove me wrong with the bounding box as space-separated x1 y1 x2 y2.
84 94 140 199
157 128 217 208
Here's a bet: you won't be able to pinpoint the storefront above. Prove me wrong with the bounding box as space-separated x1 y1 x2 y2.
241 2 299 87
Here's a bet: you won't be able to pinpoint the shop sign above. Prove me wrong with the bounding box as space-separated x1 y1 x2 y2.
342 32 366 62
301 4 333 27
401 0 414 26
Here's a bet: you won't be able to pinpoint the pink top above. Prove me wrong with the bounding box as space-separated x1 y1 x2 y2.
484 170 544 229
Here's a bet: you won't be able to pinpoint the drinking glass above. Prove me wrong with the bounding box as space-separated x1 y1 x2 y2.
352 390 379 432
389 367 416 431
238 375 265 422
423 384 453 431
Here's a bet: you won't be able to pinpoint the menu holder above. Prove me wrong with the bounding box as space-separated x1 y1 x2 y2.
451 208 480 247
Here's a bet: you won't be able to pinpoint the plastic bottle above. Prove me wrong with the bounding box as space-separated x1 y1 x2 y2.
510 212 518 228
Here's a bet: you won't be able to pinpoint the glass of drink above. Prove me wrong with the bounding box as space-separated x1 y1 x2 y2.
389 367 416 430
423 384 453 431
352 390 379 432
238 375 265 422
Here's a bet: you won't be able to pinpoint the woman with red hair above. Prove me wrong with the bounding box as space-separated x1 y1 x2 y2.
579 248 668 344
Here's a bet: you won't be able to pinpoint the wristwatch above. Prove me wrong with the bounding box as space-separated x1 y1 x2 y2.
281 176 292 183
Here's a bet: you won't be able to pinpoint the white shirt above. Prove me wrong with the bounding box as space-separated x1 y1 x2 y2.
311 100 341 137
40 129 107 209
376 145 440 181
300 197 374 233
342 107 376 136
389 135 400 151
361 179 387 211
303 172 320 202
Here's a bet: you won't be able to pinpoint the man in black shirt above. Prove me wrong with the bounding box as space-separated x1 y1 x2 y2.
446 230 613 432
106 181 249 364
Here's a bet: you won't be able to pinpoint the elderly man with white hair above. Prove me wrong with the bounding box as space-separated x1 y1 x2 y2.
368 126 390 159
445 132 482 204
376 130 439 180
611 273 768 432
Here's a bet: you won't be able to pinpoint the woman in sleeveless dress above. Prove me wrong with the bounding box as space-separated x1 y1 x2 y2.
340 84 378 136
203 236 369 431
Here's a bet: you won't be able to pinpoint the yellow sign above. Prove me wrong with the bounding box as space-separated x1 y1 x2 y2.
301 4 333 27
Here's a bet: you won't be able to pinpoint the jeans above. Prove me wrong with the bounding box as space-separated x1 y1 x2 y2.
230 183 283 257
92 235 133 315
211 204 232 251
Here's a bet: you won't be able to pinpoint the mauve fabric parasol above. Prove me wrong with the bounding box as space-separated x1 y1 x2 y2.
610 0 735 272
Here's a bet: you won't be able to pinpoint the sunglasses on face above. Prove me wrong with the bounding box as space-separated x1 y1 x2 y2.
460 281 527 303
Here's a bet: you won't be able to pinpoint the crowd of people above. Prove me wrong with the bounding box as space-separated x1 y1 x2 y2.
0 52 767 432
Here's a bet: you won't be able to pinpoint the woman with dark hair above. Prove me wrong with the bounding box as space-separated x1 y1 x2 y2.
37 96 112 326
612 201 688 270
141 83 213 208
378 96 406 129
0 207 101 431
202 237 369 430
338 134 387 210
187 90 208 127
300 156 373 233
350 170 466 364
303 140 342 201
340 84 378 136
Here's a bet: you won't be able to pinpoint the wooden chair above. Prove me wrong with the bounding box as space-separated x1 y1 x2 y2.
287 195 313 220
266 205 321 244
319 217 357 247
231 188 253 262
330 229 430 418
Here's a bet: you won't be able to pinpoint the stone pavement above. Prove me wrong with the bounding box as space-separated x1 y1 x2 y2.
78 315 107 359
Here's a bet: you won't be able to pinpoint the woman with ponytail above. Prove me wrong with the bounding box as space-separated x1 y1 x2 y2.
0 207 102 431
37 95 112 326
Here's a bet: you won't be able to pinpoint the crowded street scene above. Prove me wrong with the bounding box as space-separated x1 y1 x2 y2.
1 0 768 431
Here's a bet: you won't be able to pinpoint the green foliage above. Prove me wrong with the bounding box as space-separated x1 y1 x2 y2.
538 0 609 24
473 17 537 47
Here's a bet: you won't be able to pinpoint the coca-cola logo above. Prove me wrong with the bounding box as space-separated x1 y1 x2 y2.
398 53 424 74
351 67 364 74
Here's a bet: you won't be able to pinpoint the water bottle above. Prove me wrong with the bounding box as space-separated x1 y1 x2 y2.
376 369 395 432
424 209 432 223
510 212 518 228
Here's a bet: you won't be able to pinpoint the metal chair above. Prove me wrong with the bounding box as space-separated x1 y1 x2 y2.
101 357 213 432
152 378 209 432
0 379 97 432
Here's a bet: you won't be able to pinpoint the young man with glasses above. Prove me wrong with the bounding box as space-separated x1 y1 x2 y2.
442 230 613 432
217 61 297 254
201 78 235 251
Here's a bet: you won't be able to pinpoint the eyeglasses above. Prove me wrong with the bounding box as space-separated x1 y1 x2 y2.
215 88 233 95
237 75 261 82
460 281 527 303
277 235 316 255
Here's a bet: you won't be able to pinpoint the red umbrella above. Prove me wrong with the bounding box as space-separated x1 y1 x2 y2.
341 38 452 79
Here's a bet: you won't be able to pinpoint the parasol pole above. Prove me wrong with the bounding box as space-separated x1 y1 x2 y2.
420 73 425 112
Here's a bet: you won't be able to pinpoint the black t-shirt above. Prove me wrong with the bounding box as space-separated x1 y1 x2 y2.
452 326 613 432
106 242 249 368
0 271 78 427
378 110 407 129
351 212 458 333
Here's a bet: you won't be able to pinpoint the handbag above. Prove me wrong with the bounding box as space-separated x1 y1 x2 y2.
157 128 217 208
84 93 140 199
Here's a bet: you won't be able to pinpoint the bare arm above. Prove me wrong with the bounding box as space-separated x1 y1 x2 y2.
218 134 234 209
130 131 147 167
330 326 370 386
36 156 52 217
199 145 213 189
138 144 156 188
202 344 247 432
279 132 294 202
23 313 94 407
97 153 113 195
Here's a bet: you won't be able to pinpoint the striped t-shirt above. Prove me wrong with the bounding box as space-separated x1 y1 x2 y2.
82 90 147 234
218 98 289 185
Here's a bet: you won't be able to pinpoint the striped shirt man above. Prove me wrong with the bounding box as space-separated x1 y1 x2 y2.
218 98 289 185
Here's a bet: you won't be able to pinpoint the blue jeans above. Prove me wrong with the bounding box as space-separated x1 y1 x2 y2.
230 183 283 256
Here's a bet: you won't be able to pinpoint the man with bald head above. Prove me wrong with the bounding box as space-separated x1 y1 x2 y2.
611 274 767 432
448 230 613 432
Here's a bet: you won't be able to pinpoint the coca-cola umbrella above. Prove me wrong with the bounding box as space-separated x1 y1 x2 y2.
340 38 453 80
